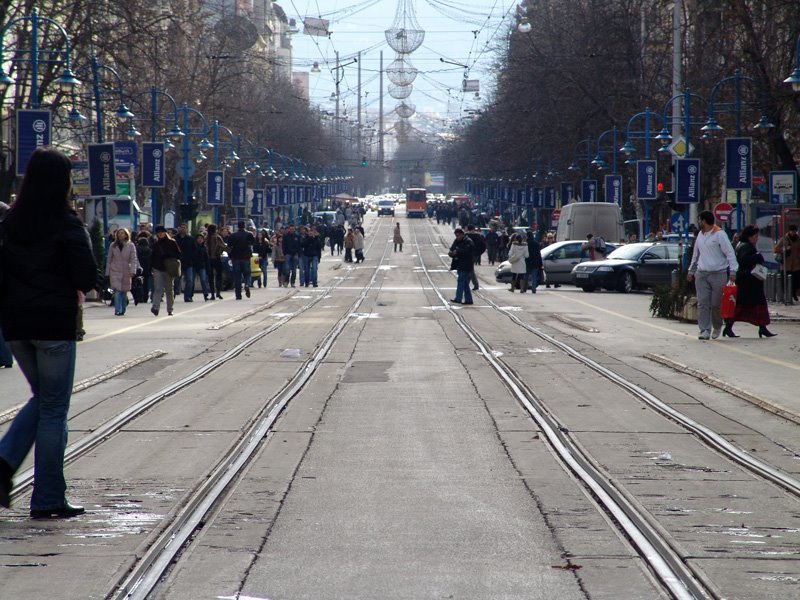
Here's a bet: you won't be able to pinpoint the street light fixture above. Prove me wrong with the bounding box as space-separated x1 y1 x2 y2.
784 34 800 92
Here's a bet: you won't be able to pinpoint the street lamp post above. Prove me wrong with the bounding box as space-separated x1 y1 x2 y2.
179 103 213 225
567 138 595 201
143 87 183 223
620 108 665 238
701 69 775 230
0 8 80 108
784 34 800 92
210 121 239 224
69 56 134 239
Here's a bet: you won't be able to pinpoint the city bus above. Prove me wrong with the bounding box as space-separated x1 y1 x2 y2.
406 188 427 218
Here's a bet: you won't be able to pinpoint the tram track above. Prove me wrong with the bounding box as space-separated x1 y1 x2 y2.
418 217 800 599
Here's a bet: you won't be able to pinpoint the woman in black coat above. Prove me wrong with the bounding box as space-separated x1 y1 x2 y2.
0 147 98 518
723 224 775 338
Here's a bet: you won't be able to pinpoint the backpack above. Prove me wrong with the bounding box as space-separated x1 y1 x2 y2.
594 236 607 254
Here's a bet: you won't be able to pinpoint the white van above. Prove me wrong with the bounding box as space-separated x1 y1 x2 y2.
555 202 624 243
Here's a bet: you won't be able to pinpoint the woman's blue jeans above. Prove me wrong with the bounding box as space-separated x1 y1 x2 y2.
113 290 128 314
0 339 76 510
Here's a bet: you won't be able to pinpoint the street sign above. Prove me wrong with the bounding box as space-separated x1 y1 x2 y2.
669 212 688 233
724 137 751 190
580 179 597 202
114 140 138 168
713 202 734 223
87 142 117 196
231 176 247 207
604 174 622 204
16 109 51 176
560 182 574 205
675 158 701 203
769 171 797 205
251 189 264 215
142 142 165 188
636 160 657 199
207 170 224 205
667 135 695 158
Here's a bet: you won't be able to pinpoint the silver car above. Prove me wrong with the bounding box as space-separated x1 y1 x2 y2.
494 240 618 285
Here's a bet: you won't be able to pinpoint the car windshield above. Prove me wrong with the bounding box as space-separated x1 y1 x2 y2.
378 200 393 206
605 244 649 260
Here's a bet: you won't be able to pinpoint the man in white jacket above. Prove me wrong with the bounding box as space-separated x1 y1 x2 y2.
687 210 738 340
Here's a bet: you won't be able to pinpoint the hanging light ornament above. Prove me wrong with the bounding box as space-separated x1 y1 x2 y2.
395 101 416 118
385 0 425 54
389 82 413 100
395 119 411 135
386 55 418 86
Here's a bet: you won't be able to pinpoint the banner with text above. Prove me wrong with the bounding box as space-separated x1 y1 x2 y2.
207 171 224 205
676 158 701 203
87 143 117 197
636 160 657 199
231 177 247 207
142 142 165 188
16 109 51 176
725 137 751 191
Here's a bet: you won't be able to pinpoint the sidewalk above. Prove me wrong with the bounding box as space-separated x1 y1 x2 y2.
768 299 800 321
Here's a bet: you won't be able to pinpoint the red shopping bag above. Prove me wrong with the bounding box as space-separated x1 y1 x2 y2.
720 282 737 319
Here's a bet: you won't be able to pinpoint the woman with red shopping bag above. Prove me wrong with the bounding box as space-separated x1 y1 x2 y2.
723 225 776 338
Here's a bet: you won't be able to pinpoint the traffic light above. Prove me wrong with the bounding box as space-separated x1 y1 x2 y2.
361 156 367 167
657 182 664 193
179 196 198 222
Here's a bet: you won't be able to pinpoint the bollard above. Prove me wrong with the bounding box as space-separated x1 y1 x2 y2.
766 272 775 302
671 269 679 288
776 276 784 304
788 274 795 305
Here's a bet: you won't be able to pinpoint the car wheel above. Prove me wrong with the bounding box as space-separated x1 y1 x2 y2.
618 271 634 293
581 285 596 292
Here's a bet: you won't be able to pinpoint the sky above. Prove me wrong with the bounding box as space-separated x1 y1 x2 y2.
283 0 519 137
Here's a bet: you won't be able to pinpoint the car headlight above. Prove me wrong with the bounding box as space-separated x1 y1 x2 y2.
596 266 614 272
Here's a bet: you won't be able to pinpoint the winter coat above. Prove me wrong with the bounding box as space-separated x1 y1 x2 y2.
344 231 355 249
393 227 404 244
0 210 97 341
448 236 474 272
151 236 181 272
271 235 285 263
192 242 211 271
526 238 543 271
774 232 800 271
228 229 255 260
507 243 529 275
302 234 324 258
207 233 228 259
105 240 139 292
353 231 365 250
176 233 195 266
735 241 767 307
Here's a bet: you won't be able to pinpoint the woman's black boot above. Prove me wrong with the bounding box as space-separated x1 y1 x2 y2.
758 326 777 338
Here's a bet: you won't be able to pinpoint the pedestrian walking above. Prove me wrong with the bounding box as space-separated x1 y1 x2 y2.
393 223 404 252
354 227 365 263
344 228 355 262
0 147 97 518
465 225 486 291
206 224 228 299
253 229 271 288
271 229 287 287
774 223 800 301
485 225 499 265
150 225 181 316
282 224 301 287
135 234 152 304
723 224 776 338
687 210 738 340
0 201 12 369
105 228 139 315
525 230 543 292
192 233 212 301
448 228 475 305
507 234 530 292
228 220 255 299
175 223 195 301
302 226 323 287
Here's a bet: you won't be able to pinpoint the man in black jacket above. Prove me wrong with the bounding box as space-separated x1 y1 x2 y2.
175 223 195 301
302 226 324 287
282 224 301 287
448 228 475 305
465 225 486 291
228 220 255 299
525 230 543 292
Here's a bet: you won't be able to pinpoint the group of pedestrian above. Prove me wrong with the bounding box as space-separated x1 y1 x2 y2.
688 210 776 340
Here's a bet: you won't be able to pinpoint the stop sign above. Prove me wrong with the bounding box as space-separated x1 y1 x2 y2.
713 202 734 223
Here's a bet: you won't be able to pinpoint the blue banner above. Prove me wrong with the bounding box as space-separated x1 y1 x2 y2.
113 140 138 168
725 137 751 190
251 189 264 215
560 182 574 205
604 174 622 204
87 143 117 196
544 186 556 209
533 187 545 208
279 185 288 206
266 185 277 208
289 185 297 204
580 179 598 202
636 160 657 199
231 176 247 207
207 171 224 205
16 109 51 176
676 158 701 203
142 142 165 188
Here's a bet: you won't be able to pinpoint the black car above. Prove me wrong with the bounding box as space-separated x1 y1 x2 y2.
570 242 681 293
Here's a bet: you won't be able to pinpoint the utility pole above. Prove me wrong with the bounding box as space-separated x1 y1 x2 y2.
379 50 384 167
357 51 362 158
335 50 340 156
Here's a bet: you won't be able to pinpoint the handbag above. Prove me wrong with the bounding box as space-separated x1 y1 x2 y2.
164 258 181 278
751 264 768 281
720 282 737 319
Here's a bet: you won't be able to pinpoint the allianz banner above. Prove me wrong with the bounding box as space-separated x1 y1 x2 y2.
142 142 165 188
16 110 51 176
87 143 117 196
725 137 751 190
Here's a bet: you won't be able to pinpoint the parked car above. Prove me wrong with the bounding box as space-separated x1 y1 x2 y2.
494 239 619 285
570 242 680 293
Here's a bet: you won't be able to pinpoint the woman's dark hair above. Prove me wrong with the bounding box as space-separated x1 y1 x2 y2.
8 147 72 231
741 224 759 242
207 224 217 234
